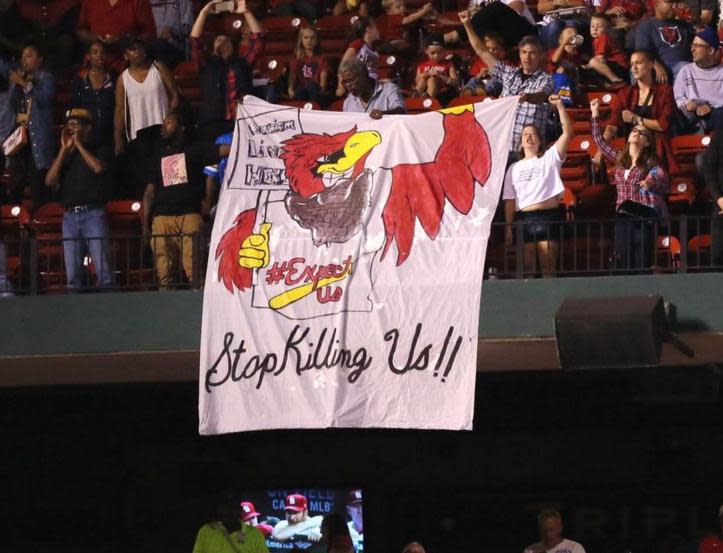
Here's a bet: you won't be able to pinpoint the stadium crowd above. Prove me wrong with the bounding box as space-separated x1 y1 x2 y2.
0 0 722 292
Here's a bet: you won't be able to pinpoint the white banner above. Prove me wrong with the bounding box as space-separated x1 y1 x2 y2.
199 96 517 434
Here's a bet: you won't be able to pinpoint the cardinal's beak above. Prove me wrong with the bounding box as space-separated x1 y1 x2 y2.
316 131 381 175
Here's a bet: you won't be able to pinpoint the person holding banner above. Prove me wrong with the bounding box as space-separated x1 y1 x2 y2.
503 94 573 276
339 57 406 118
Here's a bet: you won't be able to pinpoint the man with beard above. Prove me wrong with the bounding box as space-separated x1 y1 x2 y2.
340 57 406 119
143 109 230 288
271 494 324 542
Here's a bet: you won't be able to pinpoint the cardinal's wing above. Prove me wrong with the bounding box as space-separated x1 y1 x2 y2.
381 109 493 265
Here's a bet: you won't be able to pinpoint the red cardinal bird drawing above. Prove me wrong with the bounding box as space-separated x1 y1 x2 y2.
215 106 492 296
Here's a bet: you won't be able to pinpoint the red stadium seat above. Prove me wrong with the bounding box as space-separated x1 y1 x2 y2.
668 177 696 204
688 234 711 252
105 200 155 289
378 54 402 81
253 56 287 85
447 95 487 107
328 99 345 111
404 96 442 113
316 14 356 40
28 203 67 292
279 100 321 110
202 13 248 35
657 234 681 270
1 204 31 287
262 16 308 41
671 134 711 178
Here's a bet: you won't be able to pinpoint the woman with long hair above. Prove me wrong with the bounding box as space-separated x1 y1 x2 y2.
504 94 573 276
2 43 55 208
604 49 676 172
591 97 670 270
287 26 329 104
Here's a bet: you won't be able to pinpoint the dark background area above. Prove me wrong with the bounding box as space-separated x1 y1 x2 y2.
2 366 723 553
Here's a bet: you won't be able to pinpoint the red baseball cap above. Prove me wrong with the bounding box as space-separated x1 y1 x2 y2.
347 490 363 505
240 501 260 521
285 494 308 512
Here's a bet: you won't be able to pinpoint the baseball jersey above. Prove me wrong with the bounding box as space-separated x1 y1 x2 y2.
289 55 329 88
593 33 628 68
418 60 452 77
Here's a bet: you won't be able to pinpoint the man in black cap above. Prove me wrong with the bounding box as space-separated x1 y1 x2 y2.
45 107 114 290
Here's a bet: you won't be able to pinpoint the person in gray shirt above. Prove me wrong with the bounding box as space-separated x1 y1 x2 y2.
340 58 406 118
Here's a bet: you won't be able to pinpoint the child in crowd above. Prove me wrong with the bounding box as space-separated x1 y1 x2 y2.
584 13 627 87
331 0 369 16
461 32 508 97
549 26 585 72
377 0 460 52
337 17 380 96
287 26 329 104
414 34 458 101
548 27 583 105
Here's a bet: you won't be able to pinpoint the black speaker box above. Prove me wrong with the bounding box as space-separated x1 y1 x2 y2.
555 295 668 370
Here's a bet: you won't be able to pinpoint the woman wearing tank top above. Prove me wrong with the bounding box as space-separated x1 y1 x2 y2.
114 36 179 156
503 95 573 276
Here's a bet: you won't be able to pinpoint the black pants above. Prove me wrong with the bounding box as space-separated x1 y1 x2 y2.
7 147 48 209
117 125 161 199
614 214 656 271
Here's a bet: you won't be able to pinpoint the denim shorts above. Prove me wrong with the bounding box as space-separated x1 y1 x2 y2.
516 207 564 243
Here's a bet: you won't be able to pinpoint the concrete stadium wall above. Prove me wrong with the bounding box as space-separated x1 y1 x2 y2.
1 273 722 357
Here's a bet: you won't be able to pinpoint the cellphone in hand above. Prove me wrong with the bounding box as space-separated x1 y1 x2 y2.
213 0 235 13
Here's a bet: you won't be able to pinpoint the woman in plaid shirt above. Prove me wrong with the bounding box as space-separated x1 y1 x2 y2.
591 97 669 271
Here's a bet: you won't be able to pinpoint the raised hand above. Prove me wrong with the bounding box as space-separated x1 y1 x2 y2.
61 127 75 152
589 98 600 117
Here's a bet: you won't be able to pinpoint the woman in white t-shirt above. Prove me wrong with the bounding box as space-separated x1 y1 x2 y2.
503 94 573 276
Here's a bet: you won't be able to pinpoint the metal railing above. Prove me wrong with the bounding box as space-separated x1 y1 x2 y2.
1 215 720 294
2 232 207 295
485 215 719 278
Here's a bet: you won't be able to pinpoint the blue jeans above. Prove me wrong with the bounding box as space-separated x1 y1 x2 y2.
62 208 113 290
